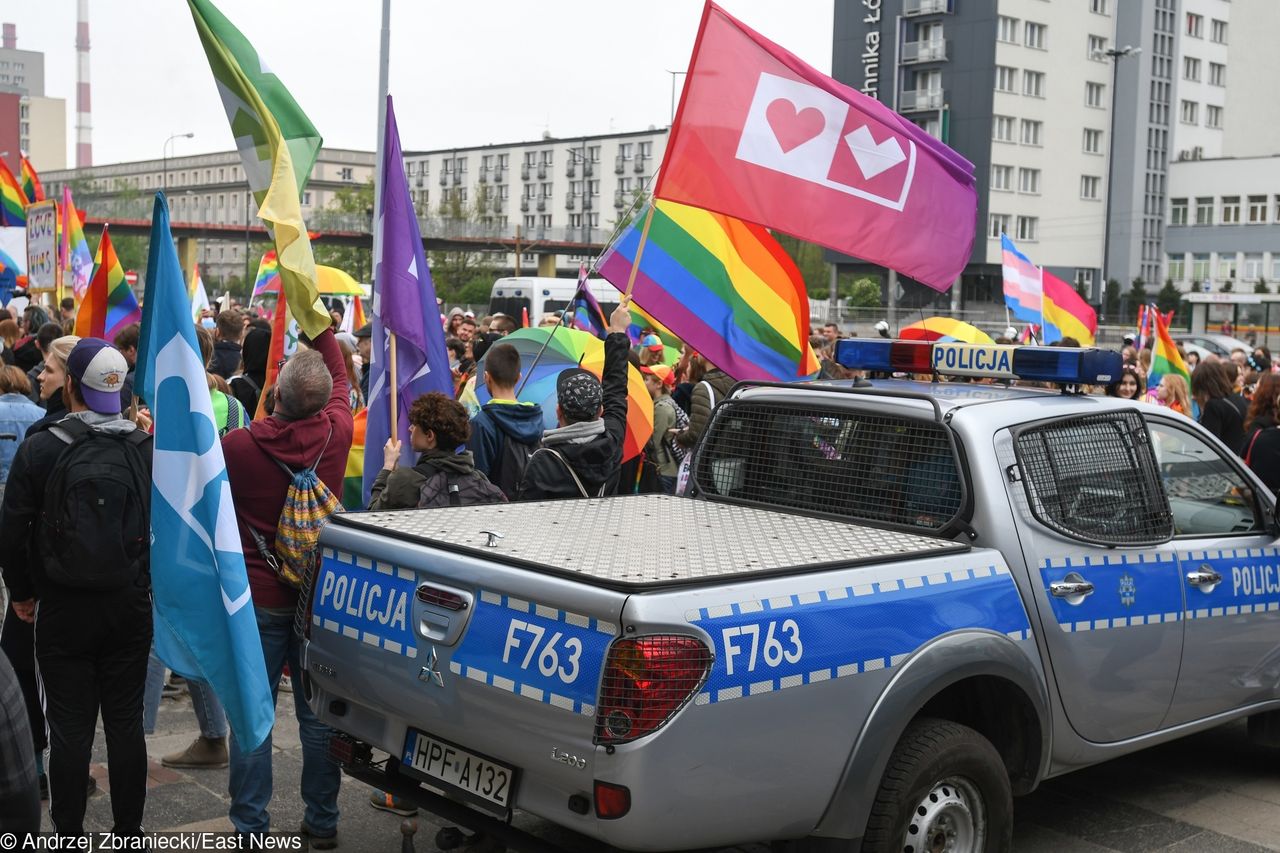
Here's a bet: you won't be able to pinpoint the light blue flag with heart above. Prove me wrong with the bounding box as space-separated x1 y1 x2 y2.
137 192 274 751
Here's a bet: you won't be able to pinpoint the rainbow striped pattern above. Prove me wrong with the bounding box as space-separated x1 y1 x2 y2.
19 155 44 204
252 250 280 297
566 285 607 338
1148 305 1190 393
598 200 818 382
1041 269 1097 346
342 408 367 510
0 160 26 226
61 186 93 300
75 228 142 339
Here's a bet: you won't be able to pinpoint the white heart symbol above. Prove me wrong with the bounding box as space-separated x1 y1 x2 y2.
844 125 907 180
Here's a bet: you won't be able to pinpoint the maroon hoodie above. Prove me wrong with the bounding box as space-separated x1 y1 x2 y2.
223 329 353 610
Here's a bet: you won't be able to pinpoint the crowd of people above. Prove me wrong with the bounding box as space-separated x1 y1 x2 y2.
5 293 1280 840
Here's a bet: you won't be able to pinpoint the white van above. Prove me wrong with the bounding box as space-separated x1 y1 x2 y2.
488 276 621 324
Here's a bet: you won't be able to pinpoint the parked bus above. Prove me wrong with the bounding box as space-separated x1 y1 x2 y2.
488 277 621 325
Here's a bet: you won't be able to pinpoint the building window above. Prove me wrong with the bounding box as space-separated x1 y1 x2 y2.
989 213 1011 239
1183 57 1201 81
1024 22 1047 49
1222 196 1241 224
1187 13 1203 38
1195 197 1214 225
618 142 634 161
1192 254 1211 281
1023 70 1045 97
1248 196 1268 224
1091 0 1108 14
1018 168 1041 194
1085 82 1106 108
1244 254 1265 281
997 16 1019 43
1083 128 1103 154
1206 105 1223 129
570 180 583 197
524 151 537 167
1180 100 1199 124
1016 216 1039 241
639 141 653 159
540 150 553 165
588 145 601 162
1210 19 1228 44
1219 255 1238 281
995 66 1017 93
443 158 454 174
991 164 1013 191
1208 62 1226 87
993 115 1016 142
302 191 312 206
339 167 354 181
1081 175 1101 200
1087 35 1108 59
540 182 553 198
1170 198 1188 225
1020 119 1043 146
1167 255 1185 281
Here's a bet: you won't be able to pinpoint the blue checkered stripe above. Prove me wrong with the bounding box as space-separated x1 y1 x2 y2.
1040 552 1183 633
1179 547 1280 620
685 562 1033 706
448 590 617 717
312 548 419 658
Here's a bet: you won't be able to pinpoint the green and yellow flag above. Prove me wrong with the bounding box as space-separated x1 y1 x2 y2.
186 0 330 338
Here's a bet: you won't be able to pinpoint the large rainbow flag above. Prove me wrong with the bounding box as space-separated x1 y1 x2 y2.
75 227 142 339
19 155 44 204
1148 305 1190 393
597 200 819 382
0 160 26 227
61 186 93 300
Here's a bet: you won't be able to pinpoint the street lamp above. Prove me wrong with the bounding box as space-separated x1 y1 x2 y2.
1096 45 1141 309
666 70 687 124
163 132 194 191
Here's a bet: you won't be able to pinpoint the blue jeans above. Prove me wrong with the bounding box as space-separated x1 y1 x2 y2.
143 650 227 739
228 607 339 836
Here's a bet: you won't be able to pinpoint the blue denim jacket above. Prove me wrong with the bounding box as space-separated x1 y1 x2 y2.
0 392 46 484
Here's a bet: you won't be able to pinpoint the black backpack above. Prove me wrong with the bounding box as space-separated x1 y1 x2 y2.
490 434 537 502
39 419 151 590
415 463 508 509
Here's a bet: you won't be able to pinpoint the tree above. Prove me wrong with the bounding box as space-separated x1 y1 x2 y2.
1104 278 1121 319
312 179 375 283
1127 277 1147 322
773 233 832 299
428 187 499 305
1156 278 1182 315
1255 278 1270 294
1221 279 1234 293
844 277 882 309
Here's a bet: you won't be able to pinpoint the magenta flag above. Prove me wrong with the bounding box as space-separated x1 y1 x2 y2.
655 2 977 291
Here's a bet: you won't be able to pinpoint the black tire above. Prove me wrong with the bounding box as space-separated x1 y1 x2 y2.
861 717 1012 853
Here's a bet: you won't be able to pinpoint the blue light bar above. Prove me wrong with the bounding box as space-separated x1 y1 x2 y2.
834 339 1123 386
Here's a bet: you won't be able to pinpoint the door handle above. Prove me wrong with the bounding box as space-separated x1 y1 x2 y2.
1049 572 1094 604
1187 565 1223 589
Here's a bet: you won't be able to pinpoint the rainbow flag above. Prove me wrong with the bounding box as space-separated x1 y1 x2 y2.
348 294 366 332
61 186 93 300
75 227 142 339
566 267 607 338
0 160 26 227
342 408 367 510
1148 305 1190 393
626 302 681 349
597 200 819 382
19 155 44 204
251 250 279 297
1041 269 1097 346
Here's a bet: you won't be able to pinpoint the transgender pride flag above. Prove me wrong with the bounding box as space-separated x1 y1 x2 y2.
1001 234 1042 324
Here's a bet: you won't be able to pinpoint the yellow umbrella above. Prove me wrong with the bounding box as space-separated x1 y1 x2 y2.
315 265 364 296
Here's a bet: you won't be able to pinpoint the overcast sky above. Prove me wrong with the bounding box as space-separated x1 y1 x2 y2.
11 0 834 168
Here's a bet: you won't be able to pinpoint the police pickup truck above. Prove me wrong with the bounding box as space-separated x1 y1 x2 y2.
301 340 1280 853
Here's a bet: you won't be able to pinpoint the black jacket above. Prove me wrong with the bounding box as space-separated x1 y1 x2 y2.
1245 417 1280 492
517 332 629 501
0 416 153 602
674 369 736 449
1200 396 1245 456
210 340 242 379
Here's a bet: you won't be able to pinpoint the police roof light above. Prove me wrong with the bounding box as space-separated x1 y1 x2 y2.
835 339 1122 385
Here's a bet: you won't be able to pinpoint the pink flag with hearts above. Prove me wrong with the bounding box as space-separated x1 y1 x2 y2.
654 2 978 291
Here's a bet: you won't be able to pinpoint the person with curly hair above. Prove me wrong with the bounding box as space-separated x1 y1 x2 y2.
1243 373 1280 489
369 392 506 510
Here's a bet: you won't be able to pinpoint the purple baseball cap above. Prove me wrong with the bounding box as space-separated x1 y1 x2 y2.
66 338 129 415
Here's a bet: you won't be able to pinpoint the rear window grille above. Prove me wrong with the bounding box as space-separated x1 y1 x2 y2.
1014 411 1172 546
693 401 963 532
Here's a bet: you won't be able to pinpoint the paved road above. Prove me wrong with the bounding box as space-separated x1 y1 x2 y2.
59 689 1280 851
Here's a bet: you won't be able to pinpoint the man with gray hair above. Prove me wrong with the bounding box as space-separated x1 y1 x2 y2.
221 328 352 846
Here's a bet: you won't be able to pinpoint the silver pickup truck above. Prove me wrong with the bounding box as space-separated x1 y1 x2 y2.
301 341 1280 853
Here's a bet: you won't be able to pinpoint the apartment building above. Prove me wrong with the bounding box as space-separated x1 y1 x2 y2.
0 23 66 172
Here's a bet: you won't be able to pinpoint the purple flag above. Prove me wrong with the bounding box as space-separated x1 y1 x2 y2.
565 265 607 339
363 95 453 504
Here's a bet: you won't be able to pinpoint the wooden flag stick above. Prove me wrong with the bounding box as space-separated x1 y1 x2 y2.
388 330 399 440
623 205 656 299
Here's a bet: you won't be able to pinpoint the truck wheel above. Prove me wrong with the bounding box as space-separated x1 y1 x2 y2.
861 717 1012 853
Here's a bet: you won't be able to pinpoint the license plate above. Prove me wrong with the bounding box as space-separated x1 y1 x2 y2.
402 729 516 811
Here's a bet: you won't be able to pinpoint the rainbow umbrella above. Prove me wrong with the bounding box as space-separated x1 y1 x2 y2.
899 317 994 345
474 326 654 463
253 253 362 297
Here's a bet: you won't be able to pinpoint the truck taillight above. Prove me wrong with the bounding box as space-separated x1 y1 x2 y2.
594 635 711 745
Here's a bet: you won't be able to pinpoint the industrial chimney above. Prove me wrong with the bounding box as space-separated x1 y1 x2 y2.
2 24 15 50
75 0 91 167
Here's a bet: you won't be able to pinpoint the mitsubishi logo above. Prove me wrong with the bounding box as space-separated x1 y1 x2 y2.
418 647 444 688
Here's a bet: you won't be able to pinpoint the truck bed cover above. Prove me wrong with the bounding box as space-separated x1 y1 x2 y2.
329 494 967 590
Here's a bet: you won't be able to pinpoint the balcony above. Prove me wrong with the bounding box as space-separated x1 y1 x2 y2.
478 170 489 183
583 197 593 210
452 172 463 186
566 162 576 178
904 0 949 15
901 39 949 63
537 164 548 179
520 198 530 212
536 197 547 212
899 88 945 111
614 191 625 209
615 156 625 174
566 195 576 211
438 173 448 186
521 164 531 181
633 156 646 173
583 162 594 177
493 199 505 214
493 168 505 183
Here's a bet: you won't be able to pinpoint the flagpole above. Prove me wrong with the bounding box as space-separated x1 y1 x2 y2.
389 330 398 440
622 205 656 299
